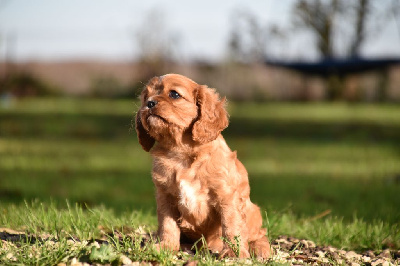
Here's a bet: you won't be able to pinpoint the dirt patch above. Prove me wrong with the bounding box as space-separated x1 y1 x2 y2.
271 235 399 265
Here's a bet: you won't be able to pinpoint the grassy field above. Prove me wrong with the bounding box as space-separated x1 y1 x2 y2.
1 98 400 264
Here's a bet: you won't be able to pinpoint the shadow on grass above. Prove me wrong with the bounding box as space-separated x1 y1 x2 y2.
0 169 156 213
249 173 400 224
227 117 400 145
2 112 400 145
0 112 135 140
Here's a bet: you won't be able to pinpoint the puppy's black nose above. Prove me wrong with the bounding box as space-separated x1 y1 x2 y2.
147 100 157 109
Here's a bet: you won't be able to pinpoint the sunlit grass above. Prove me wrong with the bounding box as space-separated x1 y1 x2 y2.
0 138 150 172
235 139 400 178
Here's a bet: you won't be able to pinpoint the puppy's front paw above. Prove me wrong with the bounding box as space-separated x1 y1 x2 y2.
219 245 250 258
249 236 272 259
154 241 180 252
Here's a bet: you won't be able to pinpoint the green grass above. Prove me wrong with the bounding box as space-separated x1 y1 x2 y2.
1 98 400 264
0 202 398 265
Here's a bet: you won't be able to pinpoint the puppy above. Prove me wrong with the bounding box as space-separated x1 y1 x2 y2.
135 74 271 258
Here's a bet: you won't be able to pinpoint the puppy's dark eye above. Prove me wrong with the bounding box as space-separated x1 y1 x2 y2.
169 90 181 99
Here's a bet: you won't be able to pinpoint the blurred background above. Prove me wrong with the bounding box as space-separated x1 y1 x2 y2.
0 0 399 225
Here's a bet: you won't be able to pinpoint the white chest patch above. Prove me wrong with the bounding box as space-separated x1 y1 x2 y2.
179 180 199 212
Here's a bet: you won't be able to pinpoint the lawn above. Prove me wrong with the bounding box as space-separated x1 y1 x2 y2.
1 98 399 264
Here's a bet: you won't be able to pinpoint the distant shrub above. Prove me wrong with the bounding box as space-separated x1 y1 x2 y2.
0 72 60 97
89 76 143 98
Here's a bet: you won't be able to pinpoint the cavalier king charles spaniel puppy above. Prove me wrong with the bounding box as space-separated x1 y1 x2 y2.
135 74 271 258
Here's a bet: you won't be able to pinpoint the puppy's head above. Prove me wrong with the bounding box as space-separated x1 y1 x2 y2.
135 74 229 151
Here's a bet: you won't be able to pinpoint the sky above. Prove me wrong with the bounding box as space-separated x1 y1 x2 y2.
0 0 399 62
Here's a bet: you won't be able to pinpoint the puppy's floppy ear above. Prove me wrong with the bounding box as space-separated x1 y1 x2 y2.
135 111 155 152
192 85 229 144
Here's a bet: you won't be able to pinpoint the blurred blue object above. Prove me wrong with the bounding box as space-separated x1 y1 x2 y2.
266 57 400 76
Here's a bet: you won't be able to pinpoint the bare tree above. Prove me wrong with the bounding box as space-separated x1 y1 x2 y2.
293 0 343 58
227 9 271 63
0 0 10 56
348 0 370 57
293 0 398 58
135 9 177 64
134 8 180 79
390 0 400 42
0 0 12 80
